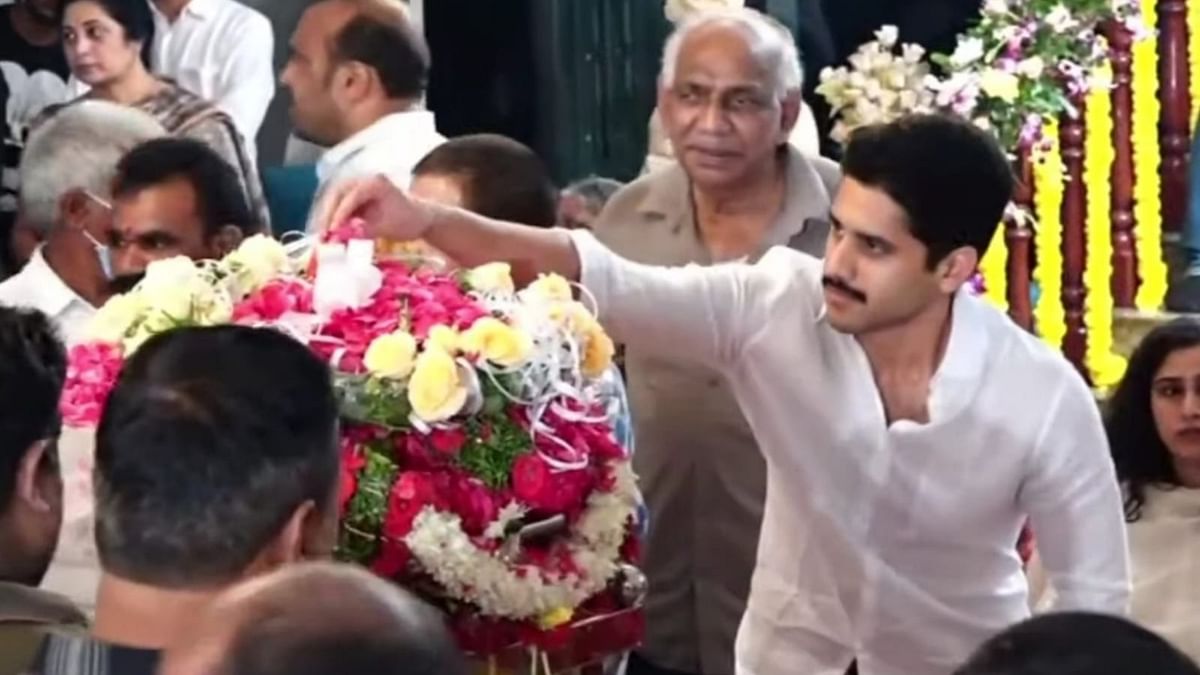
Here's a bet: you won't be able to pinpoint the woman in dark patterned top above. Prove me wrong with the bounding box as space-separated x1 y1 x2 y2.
39 0 268 230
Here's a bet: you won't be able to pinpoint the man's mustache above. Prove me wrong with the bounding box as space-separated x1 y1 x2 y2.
108 272 145 295
821 275 868 304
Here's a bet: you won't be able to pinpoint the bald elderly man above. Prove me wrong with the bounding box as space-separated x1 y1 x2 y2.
158 563 466 675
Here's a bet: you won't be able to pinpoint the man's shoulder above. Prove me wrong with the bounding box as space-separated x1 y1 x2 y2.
590 167 686 237
968 297 1087 397
0 583 84 627
0 264 33 304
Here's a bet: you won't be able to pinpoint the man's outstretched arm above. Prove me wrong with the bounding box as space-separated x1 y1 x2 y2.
316 175 773 366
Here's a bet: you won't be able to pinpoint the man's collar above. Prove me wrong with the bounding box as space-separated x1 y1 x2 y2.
151 0 215 23
317 110 438 182
0 581 86 625
634 145 830 244
21 247 91 317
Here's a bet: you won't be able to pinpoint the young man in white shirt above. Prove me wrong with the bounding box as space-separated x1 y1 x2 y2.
317 113 1132 675
281 0 444 232
148 0 274 151
0 100 163 345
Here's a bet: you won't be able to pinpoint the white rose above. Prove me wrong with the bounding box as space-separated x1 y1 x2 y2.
88 292 145 342
950 37 985 68
1045 5 1077 32
874 25 899 48
983 0 1008 15
1016 56 1045 79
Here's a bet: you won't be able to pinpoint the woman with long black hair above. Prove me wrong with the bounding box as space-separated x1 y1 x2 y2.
1033 318 1200 662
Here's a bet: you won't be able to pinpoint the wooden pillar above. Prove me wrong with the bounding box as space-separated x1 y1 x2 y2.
1060 109 1090 378
1158 0 1191 235
1106 22 1138 306
1007 153 1035 331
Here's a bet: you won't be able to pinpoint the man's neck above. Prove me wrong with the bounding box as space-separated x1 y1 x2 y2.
93 573 220 650
857 296 955 384
8 3 61 47
152 0 191 23
691 154 788 260
43 235 107 308
338 99 419 146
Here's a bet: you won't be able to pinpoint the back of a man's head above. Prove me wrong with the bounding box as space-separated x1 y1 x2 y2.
95 326 339 589
159 563 468 675
412 134 558 228
954 612 1200 675
330 0 429 102
19 100 165 235
0 306 66 586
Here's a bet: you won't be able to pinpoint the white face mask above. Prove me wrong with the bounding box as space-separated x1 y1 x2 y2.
81 190 115 280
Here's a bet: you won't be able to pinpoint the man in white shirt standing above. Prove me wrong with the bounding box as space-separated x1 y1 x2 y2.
318 113 1132 675
0 100 163 345
148 0 274 151
281 0 444 232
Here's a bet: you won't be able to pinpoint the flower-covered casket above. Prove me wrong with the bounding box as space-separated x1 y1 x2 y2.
61 227 645 671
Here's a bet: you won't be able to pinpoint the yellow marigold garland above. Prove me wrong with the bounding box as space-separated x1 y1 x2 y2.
1191 0 1200 134
1133 0 1167 310
1032 123 1066 350
979 225 1009 311
1084 67 1128 388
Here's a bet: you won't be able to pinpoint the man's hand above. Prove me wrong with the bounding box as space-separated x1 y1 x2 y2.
315 174 436 242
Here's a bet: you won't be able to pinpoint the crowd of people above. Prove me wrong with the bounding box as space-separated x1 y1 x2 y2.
1 1 1199 675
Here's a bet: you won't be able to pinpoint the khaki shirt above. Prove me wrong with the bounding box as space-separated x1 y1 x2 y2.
0 582 86 675
591 147 839 675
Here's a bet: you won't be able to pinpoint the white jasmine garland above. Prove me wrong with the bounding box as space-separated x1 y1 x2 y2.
404 461 639 619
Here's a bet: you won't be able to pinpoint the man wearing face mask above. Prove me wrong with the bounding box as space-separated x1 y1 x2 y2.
0 100 164 345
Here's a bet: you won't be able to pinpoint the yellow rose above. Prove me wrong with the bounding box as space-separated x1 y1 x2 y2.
424 325 460 354
408 348 469 422
88 292 144 342
979 69 1020 103
225 234 289 293
581 324 615 378
460 317 532 367
364 331 418 379
538 607 574 630
526 273 573 302
465 262 515 295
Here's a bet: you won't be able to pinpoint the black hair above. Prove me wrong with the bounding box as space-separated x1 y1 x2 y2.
841 113 1014 268
330 1 429 101
413 134 558 228
113 137 259 238
0 306 65 511
1105 318 1200 521
62 0 154 69
94 326 339 587
954 612 1200 675
219 565 468 675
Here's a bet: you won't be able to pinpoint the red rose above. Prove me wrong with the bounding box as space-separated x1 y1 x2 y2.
371 539 410 578
338 465 357 516
428 427 468 456
512 454 551 505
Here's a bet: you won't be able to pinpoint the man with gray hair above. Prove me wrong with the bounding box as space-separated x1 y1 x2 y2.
587 8 839 675
0 100 164 344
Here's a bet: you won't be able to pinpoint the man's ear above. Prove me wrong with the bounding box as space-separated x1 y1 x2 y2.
936 246 980 294
212 225 245 257
58 188 91 229
16 440 56 514
778 91 802 143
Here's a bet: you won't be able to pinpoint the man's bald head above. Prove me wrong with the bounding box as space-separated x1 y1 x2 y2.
159 563 466 675
281 0 429 146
